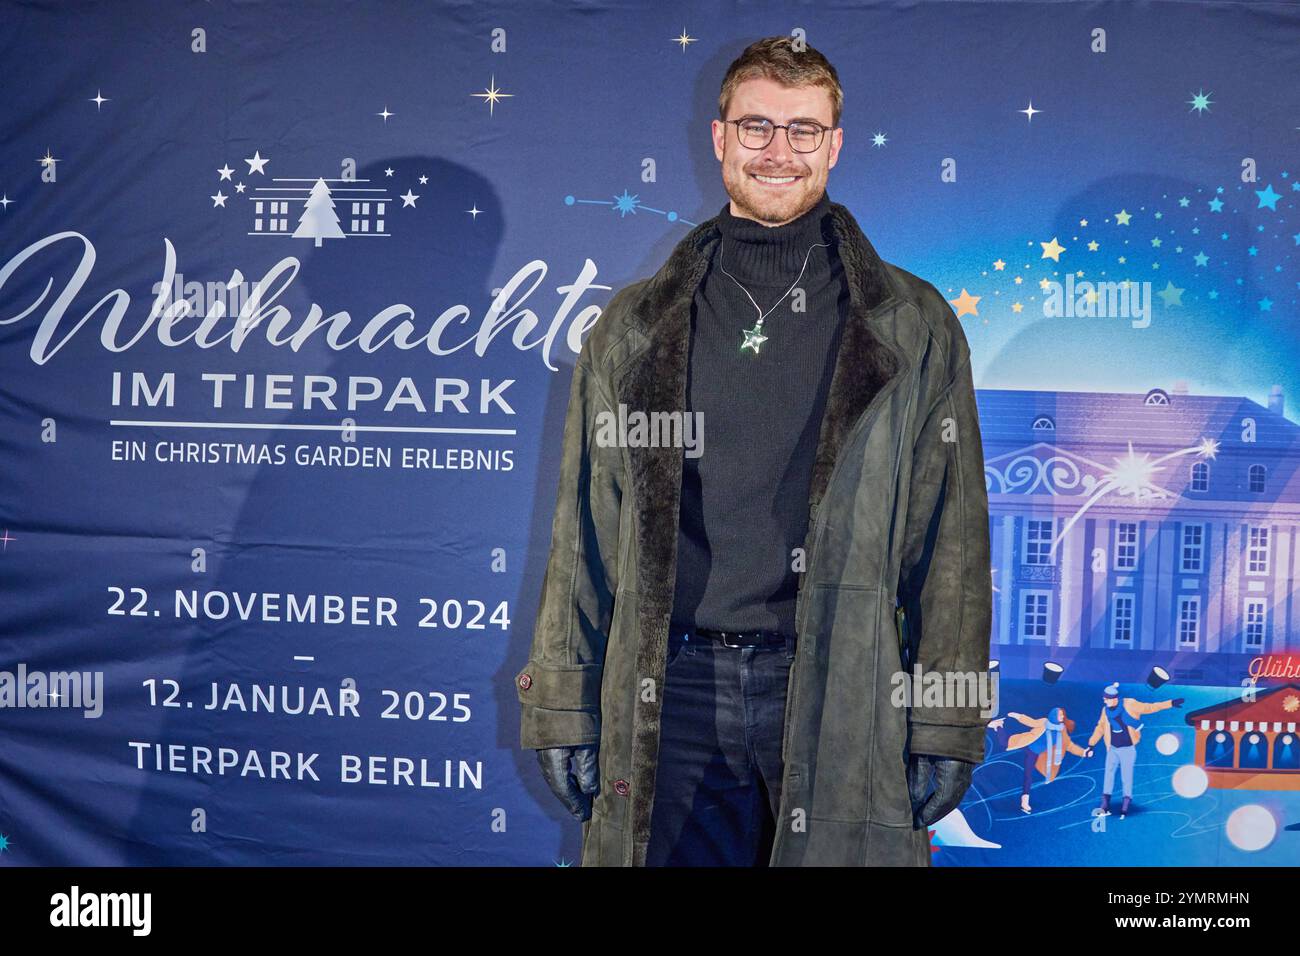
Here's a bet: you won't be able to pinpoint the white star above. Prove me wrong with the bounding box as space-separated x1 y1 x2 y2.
1019 101 1041 122
384 168 394 177
37 148 58 168
0 194 12 210
467 205 482 219
217 164 234 180
234 182 246 193
377 106 394 122
418 175 428 184
89 89 110 110
244 150 269 175
400 189 418 207
211 190 227 207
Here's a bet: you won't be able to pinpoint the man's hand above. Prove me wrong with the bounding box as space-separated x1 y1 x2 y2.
907 752 974 827
535 745 600 821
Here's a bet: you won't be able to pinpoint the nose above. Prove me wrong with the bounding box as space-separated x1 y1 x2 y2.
759 128 797 167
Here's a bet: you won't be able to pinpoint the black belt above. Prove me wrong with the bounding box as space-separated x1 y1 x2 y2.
689 627 789 648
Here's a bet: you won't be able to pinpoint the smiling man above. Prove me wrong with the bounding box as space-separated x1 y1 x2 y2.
518 35 992 867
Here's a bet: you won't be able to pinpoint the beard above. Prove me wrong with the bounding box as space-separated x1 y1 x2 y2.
722 160 819 226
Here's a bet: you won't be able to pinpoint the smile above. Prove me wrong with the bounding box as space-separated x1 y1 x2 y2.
751 173 800 186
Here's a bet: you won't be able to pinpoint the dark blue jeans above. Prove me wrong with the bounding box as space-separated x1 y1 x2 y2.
645 629 797 866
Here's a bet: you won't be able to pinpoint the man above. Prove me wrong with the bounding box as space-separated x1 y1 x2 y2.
516 36 992 866
1089 682 1183 819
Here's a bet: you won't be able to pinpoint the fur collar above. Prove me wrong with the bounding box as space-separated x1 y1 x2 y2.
608 198 910 864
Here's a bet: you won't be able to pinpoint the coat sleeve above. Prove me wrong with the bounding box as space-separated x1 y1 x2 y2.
897 322 993 765
514 353 622 750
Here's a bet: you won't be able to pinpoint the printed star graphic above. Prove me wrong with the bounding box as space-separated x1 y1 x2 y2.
1114 209 1132 225
1156 280 1185 307
90 89 109 110
1178 197 1190 207
1039 237 1066 261
1019 101 1041 122
1258 297 1273 311
1012 302 1023 313
37 148 58 168
1087 240 1099 251
211 190 227 207
672 28 697 51
948 288 981 317
400 189 418 207
1187 88 1213 113
472 74 514 116
217 164 234 180
234 182 246 193
0 195 12 210
1080 219 1088 227
377 106 394 122
467 205 483 219
872 132 888 147
419 175 429 184
1255 183 1281 210
1208 197 1223 212
1193 251 1209 266
993 259 1005 270
0 833 10 853
384 168 394 177
244 150 269 175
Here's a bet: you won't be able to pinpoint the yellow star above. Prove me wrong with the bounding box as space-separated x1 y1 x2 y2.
993 258 1006 270
1087 240 1099 251
1012 301 1024 313
1013 275 1023 284
948 288 981 317
1085 290 1098 304
1114 209 1132 225
672 28 697 51
471 75 514 116
1040 236 1066 261
1038 277 1052 291
1079 218 1088 227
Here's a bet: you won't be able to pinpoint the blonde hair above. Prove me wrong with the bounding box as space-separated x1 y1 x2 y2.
718 36 843 129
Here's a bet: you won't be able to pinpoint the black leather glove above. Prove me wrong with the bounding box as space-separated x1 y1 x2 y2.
907 752 974 827
535 745 600 821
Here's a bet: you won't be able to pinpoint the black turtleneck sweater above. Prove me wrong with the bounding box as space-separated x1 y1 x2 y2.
669 190 851 636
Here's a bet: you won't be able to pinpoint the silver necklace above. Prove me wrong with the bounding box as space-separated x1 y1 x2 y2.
717 238 831 354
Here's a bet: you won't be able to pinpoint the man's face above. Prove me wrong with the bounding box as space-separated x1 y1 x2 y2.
711 76 842 227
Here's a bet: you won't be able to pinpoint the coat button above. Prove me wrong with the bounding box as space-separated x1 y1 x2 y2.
517 673 532 690
613 778 630 795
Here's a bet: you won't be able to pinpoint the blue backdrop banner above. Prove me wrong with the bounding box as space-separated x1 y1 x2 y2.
0 0 1297 866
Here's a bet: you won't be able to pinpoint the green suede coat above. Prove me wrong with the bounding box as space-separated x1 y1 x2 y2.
515 199 992 866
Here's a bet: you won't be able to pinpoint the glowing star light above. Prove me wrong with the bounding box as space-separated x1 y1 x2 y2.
472 75 514 116
672 29 697 51
1050 438 1218 553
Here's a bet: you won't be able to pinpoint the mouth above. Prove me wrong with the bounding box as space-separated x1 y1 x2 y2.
750 172 802 187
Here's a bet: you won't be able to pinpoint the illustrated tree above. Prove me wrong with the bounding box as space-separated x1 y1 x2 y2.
293 177 347 247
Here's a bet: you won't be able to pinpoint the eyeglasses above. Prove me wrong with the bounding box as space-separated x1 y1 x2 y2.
723 116 833 153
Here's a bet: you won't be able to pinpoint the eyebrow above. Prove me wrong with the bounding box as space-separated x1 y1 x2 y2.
737 113 831 126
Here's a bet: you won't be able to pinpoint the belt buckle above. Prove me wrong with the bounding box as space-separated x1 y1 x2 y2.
718 630 745 648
